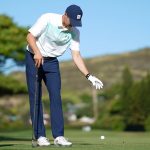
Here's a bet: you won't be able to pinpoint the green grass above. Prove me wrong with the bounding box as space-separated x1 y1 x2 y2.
0 129 150 150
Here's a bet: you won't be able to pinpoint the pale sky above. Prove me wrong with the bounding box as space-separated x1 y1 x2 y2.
0 0 150 62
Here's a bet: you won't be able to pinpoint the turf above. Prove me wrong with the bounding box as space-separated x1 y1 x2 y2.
0 129 149 150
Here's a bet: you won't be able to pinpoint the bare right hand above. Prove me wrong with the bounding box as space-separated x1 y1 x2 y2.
34 52 43 68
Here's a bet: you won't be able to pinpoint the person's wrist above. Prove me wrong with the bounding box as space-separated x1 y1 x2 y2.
85 73 91 79
34 50 41 55
35 52 41 56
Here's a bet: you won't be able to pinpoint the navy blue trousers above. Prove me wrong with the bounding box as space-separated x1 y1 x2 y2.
25 50 64 139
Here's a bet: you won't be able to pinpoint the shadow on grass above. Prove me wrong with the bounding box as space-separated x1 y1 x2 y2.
0 144 14 147
0 136 30 141
69 142 102 146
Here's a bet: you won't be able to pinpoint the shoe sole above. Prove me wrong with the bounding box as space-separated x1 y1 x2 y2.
54 143 72 147
37 143 51 147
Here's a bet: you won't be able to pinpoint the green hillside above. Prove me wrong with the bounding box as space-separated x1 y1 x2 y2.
60 48 150 93
11 48 150 94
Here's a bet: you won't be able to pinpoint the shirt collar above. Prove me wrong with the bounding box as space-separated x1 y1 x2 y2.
58 15 70 31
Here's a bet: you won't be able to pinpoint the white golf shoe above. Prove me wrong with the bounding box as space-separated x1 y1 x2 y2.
37 136 50 146
54 136 72 146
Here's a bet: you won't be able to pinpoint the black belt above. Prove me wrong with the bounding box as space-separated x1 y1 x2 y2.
43 57 57 60
27 50 56 60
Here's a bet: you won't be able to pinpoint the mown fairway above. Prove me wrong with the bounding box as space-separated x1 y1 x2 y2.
0 129 150 150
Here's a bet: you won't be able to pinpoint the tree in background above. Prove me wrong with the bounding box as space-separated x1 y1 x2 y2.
120 68 150 131
139 73 150 131
141 73 150 118
121 67 133 101
120 67 133 126
126 79 145 130
0 14 27 68
0 14 28 94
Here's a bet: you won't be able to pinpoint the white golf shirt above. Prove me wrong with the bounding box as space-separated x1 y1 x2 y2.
26 13 80 57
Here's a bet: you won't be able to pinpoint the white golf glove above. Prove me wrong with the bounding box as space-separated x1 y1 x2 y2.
86 74 103 90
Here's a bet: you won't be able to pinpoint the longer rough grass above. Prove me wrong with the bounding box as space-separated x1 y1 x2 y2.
0 129 150 150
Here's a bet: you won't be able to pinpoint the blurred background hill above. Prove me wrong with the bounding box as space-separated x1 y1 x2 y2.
10 47 150 93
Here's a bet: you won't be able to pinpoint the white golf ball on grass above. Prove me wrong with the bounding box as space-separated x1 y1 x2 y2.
100 135 105 140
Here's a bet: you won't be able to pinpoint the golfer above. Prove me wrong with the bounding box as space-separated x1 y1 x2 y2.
26 4 103 146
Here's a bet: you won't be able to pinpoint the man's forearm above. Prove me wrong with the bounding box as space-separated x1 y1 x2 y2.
26 33 41 55
72 53 89 76
26 33 44 67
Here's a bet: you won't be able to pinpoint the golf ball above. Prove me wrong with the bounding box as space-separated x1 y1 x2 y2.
100 135 105 140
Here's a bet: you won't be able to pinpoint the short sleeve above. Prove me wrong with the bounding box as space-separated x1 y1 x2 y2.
70 28 80 51
28 14 49 38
